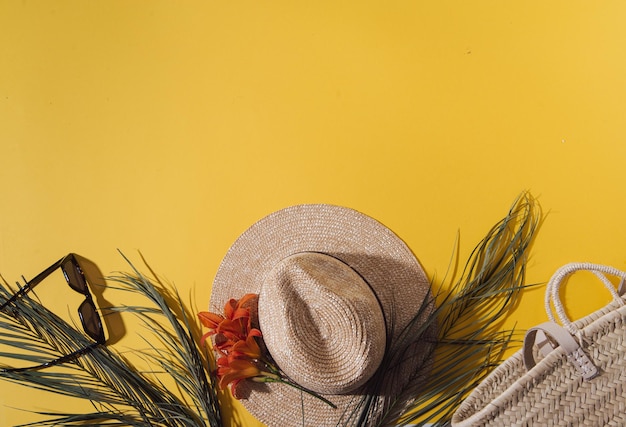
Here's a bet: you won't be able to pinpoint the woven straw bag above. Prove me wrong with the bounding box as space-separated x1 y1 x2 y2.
452 263 626 427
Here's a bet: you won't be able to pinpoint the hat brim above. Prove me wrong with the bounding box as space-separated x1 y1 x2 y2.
210 204 435 426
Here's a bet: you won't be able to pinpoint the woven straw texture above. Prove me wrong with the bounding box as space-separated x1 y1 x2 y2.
258 252 387 395
452 264 626 427
210 204 433 427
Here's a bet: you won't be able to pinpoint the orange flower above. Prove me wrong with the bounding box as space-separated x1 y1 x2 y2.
199 295 265 396
231 329 262 359
198 311 224 329
216 355 263 390
215 317 248 342
198 311 225 345
213 333 236 354
224 293 257 323
198 293 259 346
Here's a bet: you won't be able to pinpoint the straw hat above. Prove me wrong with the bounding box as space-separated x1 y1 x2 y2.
210 204 435 426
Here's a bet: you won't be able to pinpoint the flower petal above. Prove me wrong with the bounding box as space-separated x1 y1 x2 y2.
197 311 224 329
223 299 238 319
218 358 262 390
231 333 262 359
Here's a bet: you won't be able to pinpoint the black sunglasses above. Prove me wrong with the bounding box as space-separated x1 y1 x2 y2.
0 253 106 372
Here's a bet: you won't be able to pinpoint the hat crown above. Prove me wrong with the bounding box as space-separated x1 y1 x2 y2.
258 252 387 395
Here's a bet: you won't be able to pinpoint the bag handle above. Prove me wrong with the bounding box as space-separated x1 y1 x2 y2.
524 321 599 380
545 262 626 335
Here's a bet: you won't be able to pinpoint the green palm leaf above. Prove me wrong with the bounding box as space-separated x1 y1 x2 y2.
365 192 540 426
0 254 222 427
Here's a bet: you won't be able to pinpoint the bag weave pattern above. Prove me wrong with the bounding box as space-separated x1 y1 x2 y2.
452 267 626 427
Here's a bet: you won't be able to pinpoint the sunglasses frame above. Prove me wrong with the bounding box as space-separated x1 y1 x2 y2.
0 253 106 373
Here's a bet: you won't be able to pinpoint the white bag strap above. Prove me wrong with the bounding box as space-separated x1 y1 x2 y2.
545 263 626 335
524 321 599 380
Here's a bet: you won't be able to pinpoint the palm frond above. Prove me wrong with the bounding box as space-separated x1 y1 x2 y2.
365 192 541 426
0 254 222 427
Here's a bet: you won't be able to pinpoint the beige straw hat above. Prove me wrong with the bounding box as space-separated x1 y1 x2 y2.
210 204 435 427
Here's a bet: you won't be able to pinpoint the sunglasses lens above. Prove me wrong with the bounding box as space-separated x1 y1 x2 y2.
62 258 88 294
78 299 105 344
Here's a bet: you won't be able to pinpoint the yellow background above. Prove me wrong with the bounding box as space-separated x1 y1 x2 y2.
1 1 626 426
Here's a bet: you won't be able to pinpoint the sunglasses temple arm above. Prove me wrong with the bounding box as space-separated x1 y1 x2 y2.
0 257 65 311
0 342 101 374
